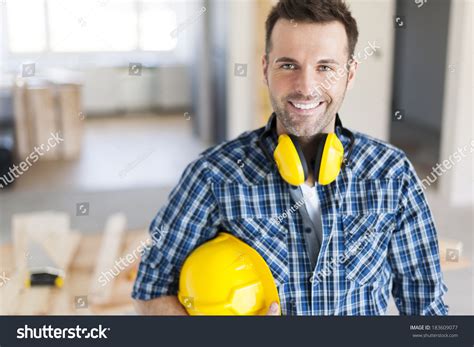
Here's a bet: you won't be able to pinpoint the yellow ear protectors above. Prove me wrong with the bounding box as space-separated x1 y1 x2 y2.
274 132 344 186
258 113 354 186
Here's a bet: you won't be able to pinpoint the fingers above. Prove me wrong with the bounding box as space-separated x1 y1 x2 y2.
266 301 280 316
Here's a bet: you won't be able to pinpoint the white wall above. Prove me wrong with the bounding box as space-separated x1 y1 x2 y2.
0 5 5 79
339 0 395 141
192 0 212 143
439 0 473 206
226 0 257 140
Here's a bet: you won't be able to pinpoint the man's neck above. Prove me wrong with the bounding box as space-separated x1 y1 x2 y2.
276 116 336 187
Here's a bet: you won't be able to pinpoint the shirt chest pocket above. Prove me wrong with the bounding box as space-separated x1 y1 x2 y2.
224 217 290 287
213 181 290 287
342 213 394 285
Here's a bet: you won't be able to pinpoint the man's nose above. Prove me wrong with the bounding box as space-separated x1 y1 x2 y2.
295 68 319 97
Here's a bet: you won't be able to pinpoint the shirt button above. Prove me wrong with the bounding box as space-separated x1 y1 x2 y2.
305 227 312 234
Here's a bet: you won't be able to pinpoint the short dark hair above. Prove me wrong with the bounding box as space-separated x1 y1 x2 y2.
265 0 359 59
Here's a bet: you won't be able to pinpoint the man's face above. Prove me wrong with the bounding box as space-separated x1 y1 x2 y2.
263 19 357 137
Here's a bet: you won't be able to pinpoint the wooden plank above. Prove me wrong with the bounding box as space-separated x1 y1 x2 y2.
88 213 126 305
57 84 83 159
12 211 71 271
0 271 24 315
12 213 31 272
91 229 147 308
70 233 103 271
16 286 52 315
50 289 74 315
27 84 61 160
68 270 94 315
12 80 32 158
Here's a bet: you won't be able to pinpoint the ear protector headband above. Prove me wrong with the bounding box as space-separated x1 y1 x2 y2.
257 113 354 186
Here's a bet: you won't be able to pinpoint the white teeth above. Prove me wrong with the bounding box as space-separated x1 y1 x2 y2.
291 101 321 110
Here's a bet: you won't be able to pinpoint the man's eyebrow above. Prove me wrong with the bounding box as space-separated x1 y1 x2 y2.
317 58 340 65
273 57 299 64
273 57 341 65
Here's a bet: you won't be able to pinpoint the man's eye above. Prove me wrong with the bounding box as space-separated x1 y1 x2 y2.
281 64 296 70
318 65 332 72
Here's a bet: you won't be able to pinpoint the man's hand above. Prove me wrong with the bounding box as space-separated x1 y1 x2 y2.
134 296 280 316
133 296 188 315
266 301 280 315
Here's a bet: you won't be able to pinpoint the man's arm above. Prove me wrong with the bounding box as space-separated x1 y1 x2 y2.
131 157 221 313
133 296 188 315
133 296 281 316
388 156 448 315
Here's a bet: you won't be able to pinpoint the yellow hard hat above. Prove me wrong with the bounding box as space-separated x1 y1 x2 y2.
178 232 280 315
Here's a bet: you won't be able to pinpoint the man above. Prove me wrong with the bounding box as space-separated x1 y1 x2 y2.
133 0 448 315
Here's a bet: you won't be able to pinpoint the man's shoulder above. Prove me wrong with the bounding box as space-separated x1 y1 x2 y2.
190 127 267 184
200 128 263 159
350 130 409 180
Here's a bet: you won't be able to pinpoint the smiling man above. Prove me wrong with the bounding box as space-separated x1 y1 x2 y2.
264 12 356 186
132 0 448 315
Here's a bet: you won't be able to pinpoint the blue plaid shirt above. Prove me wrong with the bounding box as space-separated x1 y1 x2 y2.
132 115 448 315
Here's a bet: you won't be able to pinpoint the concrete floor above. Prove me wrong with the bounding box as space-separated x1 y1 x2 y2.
0 114 472 314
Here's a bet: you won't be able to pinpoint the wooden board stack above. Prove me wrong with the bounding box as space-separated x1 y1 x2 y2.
12 77 83 160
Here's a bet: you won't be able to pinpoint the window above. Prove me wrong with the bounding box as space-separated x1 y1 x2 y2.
6 0 47 52
139 4 177 51
6 0 178 53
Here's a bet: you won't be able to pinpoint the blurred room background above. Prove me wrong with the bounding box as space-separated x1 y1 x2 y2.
0 0 472 315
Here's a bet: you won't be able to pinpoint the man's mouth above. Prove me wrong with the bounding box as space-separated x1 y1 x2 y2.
287 100 325 112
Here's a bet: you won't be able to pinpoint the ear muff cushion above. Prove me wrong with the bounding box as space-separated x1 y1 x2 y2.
313 133 328 183
317 134 344 185
274 134 308 186
288 134 308 181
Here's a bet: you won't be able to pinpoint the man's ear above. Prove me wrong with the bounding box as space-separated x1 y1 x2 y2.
346 59 358 90
262 54 269 85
